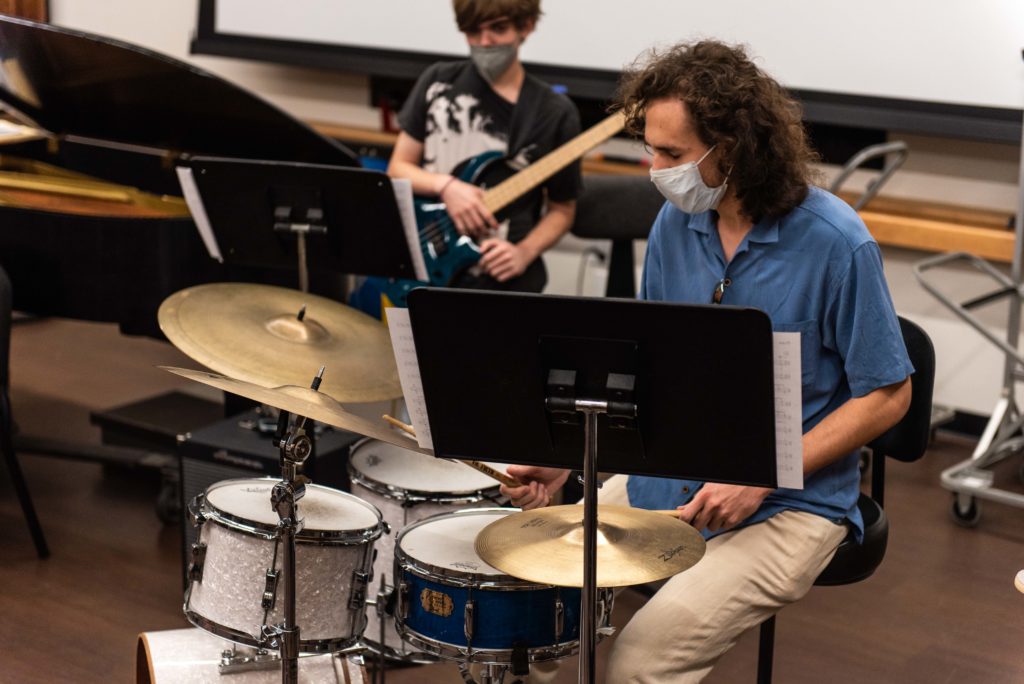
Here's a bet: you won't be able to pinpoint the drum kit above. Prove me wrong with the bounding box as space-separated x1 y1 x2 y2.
143 282 706 684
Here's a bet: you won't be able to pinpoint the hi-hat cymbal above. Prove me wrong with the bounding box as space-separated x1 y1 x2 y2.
159 283 402 403
475 504 706 588
162 366 431 455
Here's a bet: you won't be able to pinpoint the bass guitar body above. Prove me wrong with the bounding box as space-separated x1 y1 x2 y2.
351 151 530 318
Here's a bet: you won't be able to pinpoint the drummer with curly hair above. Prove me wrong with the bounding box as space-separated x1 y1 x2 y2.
502 40 914 682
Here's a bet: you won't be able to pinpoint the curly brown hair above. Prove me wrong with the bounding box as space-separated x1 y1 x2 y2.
452 0 542 32
616 40 819 221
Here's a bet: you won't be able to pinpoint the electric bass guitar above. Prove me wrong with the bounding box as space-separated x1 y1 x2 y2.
351 111 626 318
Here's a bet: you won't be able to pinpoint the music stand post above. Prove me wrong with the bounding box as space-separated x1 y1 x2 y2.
407 289 779 684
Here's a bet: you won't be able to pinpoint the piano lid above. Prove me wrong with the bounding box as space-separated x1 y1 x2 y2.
0 15 358 166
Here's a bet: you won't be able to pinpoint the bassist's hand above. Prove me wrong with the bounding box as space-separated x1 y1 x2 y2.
479 239 535 282
439 178 498 238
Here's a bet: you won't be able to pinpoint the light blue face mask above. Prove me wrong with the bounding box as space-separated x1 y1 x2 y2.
469 43 518 83
649 145 729 214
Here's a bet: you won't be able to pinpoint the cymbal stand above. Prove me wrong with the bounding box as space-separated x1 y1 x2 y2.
264 366 324 684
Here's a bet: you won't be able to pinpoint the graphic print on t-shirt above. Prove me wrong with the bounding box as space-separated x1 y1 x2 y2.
421 80 508 176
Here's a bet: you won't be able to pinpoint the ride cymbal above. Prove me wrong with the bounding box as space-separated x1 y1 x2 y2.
159 283 402 403
161 366 430 455
474 504 706 588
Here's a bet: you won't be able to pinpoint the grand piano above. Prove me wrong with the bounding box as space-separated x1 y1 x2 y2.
0 15 360 338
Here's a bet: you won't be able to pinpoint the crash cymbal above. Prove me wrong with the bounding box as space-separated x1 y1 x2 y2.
159 283 402 403
162 366 431 455
475 504 705 588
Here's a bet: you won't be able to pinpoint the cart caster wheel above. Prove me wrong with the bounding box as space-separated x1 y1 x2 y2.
950 495 981 528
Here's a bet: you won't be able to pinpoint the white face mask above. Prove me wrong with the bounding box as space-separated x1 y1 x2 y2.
649 145 729 214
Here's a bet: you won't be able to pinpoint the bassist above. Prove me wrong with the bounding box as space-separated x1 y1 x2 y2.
386 0 581 292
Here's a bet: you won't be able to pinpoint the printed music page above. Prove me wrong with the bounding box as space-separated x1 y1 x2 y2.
385 307 433 449
390 178 429 282
773 332 803 489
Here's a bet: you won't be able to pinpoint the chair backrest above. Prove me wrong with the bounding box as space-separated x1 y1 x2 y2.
867 316 935 463
570 174 664 241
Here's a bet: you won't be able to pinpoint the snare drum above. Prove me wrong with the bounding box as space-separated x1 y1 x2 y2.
394 508 613 665
348 439 504 657
185 478 383 654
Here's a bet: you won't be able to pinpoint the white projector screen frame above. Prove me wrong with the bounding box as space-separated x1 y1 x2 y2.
193 0 1024 142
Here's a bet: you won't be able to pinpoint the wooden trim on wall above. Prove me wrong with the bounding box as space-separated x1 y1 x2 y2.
0 0 48 22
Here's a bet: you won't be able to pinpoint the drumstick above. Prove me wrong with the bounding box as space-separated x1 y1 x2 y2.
382 414 524 488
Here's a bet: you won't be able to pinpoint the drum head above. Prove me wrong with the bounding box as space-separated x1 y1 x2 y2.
350 439 505 495
204 478 381 538
398 508 517 580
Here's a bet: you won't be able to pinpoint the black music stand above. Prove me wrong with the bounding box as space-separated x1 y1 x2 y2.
176 155 422 292
407 288 779 684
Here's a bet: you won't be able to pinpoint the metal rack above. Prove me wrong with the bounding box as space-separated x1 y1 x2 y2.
914 88 1024 527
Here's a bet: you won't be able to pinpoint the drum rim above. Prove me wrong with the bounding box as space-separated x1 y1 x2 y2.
394 508 545 588
349 469 500 505
393 622 580 665
196 477 384 543
184 608 362 655
349 438 502 501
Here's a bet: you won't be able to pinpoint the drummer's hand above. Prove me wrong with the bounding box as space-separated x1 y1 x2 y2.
501 466 570 510
676 483 772 533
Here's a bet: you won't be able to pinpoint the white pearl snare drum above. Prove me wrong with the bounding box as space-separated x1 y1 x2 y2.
347 439 505 657
185 478 383 654
135 628 368 683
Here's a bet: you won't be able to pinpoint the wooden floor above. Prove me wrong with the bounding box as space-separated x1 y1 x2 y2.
2 318 1024 683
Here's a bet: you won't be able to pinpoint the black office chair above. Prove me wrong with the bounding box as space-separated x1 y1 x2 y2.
0 265 49 558
756 316 935 683
570 174 664 298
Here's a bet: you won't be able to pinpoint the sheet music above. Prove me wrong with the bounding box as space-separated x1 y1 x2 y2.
773 332 803 489
385 307 433 449
175 167 223 262
390 178 429 282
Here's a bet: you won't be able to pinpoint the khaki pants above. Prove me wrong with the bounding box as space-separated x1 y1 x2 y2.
516 475 847 683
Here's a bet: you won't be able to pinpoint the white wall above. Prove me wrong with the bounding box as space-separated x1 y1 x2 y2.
43 0 1024 417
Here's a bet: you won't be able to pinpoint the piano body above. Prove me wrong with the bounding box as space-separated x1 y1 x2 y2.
0 15 360 338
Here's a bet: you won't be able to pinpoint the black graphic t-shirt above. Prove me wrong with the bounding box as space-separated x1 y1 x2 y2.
398 60 582 246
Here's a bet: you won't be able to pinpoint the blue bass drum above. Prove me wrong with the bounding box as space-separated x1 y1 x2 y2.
394 508 613 665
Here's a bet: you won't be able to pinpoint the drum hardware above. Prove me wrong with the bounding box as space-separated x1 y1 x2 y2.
218 643 281 675
187 542 207 582
262 569 280 611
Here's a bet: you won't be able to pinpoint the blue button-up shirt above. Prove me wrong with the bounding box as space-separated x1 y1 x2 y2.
627 186 914 541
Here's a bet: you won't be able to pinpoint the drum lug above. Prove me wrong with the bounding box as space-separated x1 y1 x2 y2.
554 596 565 641
463 598 476 646
398 580 409 620
348 570 370 610
188 543 207 583
261 569 280 611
